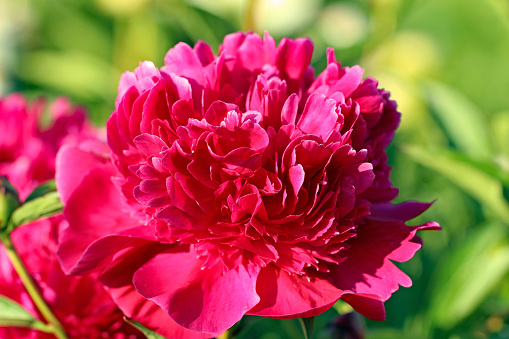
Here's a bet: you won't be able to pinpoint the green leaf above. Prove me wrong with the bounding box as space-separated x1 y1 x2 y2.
16 50 115 102
424 80 492 158
24 181 57 203
403 146 509 220
427 222 509 328
8 192 63 232
299 317 315 339
0 177 20 230
124 317 167 339
332 300 353 315
0 295 51 332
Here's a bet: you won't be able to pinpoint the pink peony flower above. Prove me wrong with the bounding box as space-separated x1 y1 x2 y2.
56 32 440 337
0 94 98 201
0 94 141 338
0 217 142 338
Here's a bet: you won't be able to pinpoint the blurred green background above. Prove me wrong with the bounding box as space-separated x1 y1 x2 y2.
1 0 508 338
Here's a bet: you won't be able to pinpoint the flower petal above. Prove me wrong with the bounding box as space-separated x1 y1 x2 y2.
133 248 261 336
55 145 110 204
57 160 149 274
248 265 343 318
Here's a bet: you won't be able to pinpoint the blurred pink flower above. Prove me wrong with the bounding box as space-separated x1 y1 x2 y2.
57 32 440 337
0 94 99 200
0 94 141 338
0 217 142 338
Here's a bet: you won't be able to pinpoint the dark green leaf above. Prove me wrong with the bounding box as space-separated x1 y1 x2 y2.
124 317 167 339
8 192 63 232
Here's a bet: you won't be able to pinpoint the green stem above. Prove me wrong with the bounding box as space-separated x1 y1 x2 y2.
0 233 68 339
298 317 315 339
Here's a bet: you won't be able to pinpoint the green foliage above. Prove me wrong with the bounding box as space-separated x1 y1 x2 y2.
8 192 63 233
24 181 57 203
428 222 509 328
0 295 51 332
124 318 167 339
0 177 20 230
0 181 63 234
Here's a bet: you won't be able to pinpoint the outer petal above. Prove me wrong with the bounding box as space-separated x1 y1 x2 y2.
329 201 440 303
133 248 261 336
98 244 210 339
57 156 148 274
248 264 343 318
55 144 110 204
341 293 385 321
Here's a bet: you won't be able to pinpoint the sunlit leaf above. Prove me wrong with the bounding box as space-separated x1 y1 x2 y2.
0 295 50 332
403 146 509 220
24 181 57 203
427 222 509 328
332 300 353 315
424 80 492 158
8 192 63 231
0 177 20 230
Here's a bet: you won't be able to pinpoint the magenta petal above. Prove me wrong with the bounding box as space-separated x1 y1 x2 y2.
329 248 407 301
276 37 313 80
163 42 206 86
133 249 261 335
281 93 298 126
327 204 439 303
248 265 343 318
58 165 145 274
386 221 441 262
342 293 385 321
110 284 212 338
59 228 155 275
133 133 167 157
297 93 338 140
329 65 364 98
99 247 212 339
55 145 110 204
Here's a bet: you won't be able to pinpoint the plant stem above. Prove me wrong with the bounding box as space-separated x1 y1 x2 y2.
298 317 315 339
0 232 68 339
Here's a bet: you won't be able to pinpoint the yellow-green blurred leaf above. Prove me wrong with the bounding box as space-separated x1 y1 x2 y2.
427 222 509 328
404 146 509 220
0 295 50 332
16 50 116 101
424 81 491 158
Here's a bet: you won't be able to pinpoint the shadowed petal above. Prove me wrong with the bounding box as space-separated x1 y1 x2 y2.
248 265 343 318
